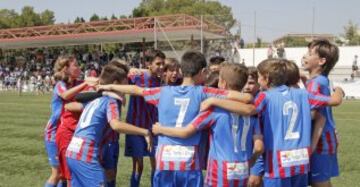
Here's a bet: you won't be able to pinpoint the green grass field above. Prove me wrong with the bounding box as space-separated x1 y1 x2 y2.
0 92 359 187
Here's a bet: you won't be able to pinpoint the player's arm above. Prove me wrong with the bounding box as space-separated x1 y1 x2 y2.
226 90 253 104
58 77 98 100
97 84 145 96
200 97 256 115
311 111 326 153
64 102 84 112
249 135 264 167
109 120 153 151
327 87 344 106
152 122 197 138
128 68 149 75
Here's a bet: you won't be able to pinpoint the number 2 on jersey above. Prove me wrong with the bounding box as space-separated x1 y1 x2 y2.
283 101 299 140
174 98 190 127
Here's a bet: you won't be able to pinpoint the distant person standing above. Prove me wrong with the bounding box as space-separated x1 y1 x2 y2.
277 44 286 59
267 45 274 59
351 55 359 77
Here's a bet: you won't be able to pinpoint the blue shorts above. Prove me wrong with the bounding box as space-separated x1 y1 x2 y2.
250 155 264 176
124 134 156 157
101 141 119 170
310 153 339 183
45 141 59 167
153 170 203 187
67 158 105 187
263 174 308 187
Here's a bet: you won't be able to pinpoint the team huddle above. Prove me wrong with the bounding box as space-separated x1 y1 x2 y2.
43 39 344 187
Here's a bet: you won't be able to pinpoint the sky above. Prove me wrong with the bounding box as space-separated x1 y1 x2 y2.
0 0 359 43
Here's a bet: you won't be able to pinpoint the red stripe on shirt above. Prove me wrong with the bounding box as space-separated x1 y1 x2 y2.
159 146 165 170
300 164 305 174
222 161 229 187
212 160 218 187
317 136 323 154
86 140 95 163
290 166 296 176
326 131 334 154
143 87 161 96
169 161 175 170
146 99 159 106
277 151 286 178
203 87 228 95
309 99 327 107
255 93 266 108
268 151 274 178
192 108 214 128
180 161 186 171
233 179 240 187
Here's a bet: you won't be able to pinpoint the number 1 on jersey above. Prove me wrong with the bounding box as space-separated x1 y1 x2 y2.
174 98 190 127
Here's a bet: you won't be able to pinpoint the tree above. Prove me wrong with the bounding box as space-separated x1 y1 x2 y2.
90 14 100 22
111 14 117 20
342 21 360 45
18 6 42 27
132 0 235 30
74 17 85 23
0 9 19 28
256 37 262 48
40 9 55 25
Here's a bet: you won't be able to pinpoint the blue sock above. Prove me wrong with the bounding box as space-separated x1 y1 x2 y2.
44 182 56 187
107 180 116 187
56 180 67 187
130 172 141 187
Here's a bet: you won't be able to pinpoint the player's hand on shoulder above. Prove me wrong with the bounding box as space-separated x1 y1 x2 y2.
200 98 215 112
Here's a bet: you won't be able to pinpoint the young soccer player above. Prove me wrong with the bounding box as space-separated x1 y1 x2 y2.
66 65 152 187
302 39 341 187
152 63 264 187
97 51 253 187
163 58 182 86
66 59 130 187
208 56 225 73
44 55 97 187
125 49 165 187
254 59 344 187
244 67 264 187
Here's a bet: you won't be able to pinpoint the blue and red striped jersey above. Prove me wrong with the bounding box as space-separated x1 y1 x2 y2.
44 81 67 142
126 71 161 129
143 85 228 171
254 85 331 178
66 96 120 163
306 75 338 155
192 107 261 186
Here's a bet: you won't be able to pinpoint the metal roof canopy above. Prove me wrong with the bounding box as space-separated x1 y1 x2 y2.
0 14 227 49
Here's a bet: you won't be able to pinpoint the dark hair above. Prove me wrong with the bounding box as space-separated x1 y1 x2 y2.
99 65 127 85
209 56 225 66
180 51 207 77
220 63 248 91
262 59 288 87
144 49 166 64
108 58 129 74
308 39 339 76
247 66 258 82
285 60 300 86
205 71 219 88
